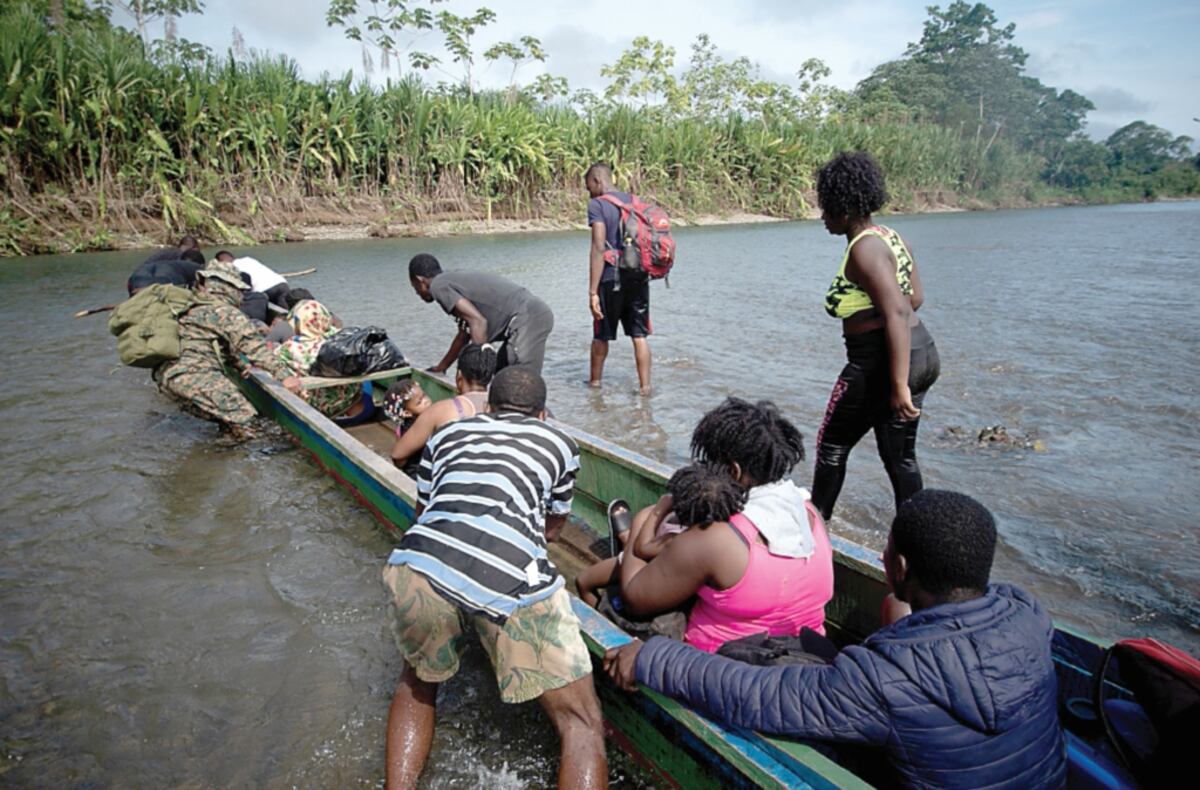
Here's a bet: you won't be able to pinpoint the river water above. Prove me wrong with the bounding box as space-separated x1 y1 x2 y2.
1 201 1197 786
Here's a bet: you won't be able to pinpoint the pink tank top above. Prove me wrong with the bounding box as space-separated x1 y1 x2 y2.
683 504 834 653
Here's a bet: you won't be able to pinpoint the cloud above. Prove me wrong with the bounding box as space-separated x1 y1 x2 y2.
1083 119 1120 142
1086 86 1152 114
1014 10 1067 31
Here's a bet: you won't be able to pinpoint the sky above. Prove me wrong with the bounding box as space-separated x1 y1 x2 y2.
115 0 1200 143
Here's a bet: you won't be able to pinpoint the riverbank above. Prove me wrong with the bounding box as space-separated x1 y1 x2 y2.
2 187 1103 257
9 185 1193 258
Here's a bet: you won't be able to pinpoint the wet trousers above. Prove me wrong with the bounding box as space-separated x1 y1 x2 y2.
158 368 258 427
811 322 940 521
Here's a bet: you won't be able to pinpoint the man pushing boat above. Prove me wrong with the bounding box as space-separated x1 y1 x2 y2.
381 367 606 789
408 253 555 376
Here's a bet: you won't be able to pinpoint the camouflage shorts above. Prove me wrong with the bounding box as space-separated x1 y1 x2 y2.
383 563 592 704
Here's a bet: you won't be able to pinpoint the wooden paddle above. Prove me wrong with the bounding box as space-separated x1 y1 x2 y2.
74 304 116 318
75 266 315 317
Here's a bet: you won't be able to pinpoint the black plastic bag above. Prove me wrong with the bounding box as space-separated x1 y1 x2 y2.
312 326 408 377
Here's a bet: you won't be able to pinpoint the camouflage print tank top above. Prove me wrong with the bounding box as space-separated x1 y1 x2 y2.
824 225 914 319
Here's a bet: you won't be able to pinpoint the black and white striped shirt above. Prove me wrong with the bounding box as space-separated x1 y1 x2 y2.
388 411 580 622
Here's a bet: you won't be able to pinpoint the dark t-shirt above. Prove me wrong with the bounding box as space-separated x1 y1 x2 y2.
429 271 536 342
587 190 632 285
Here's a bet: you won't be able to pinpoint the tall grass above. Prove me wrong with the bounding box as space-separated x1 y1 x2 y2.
0 6 1045 253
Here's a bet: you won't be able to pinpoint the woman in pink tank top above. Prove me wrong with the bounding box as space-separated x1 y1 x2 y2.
615 399 835 652
684 502 833 652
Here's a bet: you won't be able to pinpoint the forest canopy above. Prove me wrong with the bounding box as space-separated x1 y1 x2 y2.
0 0 1195 254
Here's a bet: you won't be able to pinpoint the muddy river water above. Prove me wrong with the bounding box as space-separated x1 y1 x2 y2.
1 201 1197 785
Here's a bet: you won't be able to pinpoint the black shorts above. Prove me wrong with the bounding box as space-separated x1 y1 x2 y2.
593 274 651 341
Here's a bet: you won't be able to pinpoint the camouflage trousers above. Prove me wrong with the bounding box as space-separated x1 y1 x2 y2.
157 368 258 428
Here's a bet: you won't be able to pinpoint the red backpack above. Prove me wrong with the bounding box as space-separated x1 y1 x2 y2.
597 193 676 282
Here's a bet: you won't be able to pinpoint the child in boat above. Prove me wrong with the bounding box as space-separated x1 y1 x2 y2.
575 463 746 610
382 380 434 439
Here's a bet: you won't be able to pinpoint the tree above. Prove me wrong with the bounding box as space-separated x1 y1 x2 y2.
1043 138 1110 189
1106 121 1194 174
600 37 682 111
325 0 444 78
484 35 546 100
102 0 204 46
856 2 1093 152
434 6 496 93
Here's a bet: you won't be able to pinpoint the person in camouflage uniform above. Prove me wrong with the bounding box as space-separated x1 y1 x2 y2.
154 261 301 440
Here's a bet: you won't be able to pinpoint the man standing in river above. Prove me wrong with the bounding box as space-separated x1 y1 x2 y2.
382 367 607 789
585 163 652 394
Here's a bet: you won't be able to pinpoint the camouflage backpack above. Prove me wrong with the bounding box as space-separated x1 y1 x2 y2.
108 284 196 368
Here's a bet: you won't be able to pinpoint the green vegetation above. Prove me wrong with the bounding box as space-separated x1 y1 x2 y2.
1 0 1196 255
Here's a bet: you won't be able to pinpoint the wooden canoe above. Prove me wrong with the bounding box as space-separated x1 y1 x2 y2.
238 367 1141 788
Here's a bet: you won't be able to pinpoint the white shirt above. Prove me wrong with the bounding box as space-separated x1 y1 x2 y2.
231 257 286 292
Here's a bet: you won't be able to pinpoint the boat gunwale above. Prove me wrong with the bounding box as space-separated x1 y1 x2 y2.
246 368 875 788
244 368 1131 788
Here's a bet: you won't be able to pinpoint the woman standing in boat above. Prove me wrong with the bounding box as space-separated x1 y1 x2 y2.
811 151 940 522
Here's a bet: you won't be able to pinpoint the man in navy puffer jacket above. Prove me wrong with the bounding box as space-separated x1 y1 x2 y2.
605 489 1067 789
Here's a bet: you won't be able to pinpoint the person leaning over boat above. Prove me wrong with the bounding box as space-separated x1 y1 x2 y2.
605 489 1067 789
127 236 206 296
810 151 940 522
153 261 302 442
381 367 605 789
606 398 834 653
214 250 291 311
408 253 555 376
389 342 496 469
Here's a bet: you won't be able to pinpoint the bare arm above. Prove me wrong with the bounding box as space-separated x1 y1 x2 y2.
632 494 675 560
619 526 729 617
589 222 606 321
452 297 489 345
390 403 451 468
848 238 918 420
430 325 469 373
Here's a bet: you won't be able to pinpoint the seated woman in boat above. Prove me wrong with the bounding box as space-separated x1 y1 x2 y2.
274 299 374 426
576 462 744 609
266 288 345 344
608 397 835 653
389 343 496 469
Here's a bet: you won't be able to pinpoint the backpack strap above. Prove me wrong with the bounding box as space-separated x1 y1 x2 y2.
1094 644 1137 771
595 193 632 213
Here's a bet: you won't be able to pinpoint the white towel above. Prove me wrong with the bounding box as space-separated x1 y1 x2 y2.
740 480 815 559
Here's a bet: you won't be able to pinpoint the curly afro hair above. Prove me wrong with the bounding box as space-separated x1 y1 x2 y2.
816 151 889 220
690 397 805 486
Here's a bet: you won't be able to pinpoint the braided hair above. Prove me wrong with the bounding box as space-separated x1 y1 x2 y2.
690 397 805 486
816 151 889 220
667 463 748 530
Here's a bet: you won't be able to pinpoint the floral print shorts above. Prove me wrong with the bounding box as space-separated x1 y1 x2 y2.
383 563 592 704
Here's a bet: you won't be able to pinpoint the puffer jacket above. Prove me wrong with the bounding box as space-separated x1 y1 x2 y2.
635 584 1066 789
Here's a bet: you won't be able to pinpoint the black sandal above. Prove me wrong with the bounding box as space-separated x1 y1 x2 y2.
607 499 632 557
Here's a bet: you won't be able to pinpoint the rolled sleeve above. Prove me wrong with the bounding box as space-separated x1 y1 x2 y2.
547 451 579 516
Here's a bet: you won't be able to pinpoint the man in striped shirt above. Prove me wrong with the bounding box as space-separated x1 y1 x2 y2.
382 367 606 789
